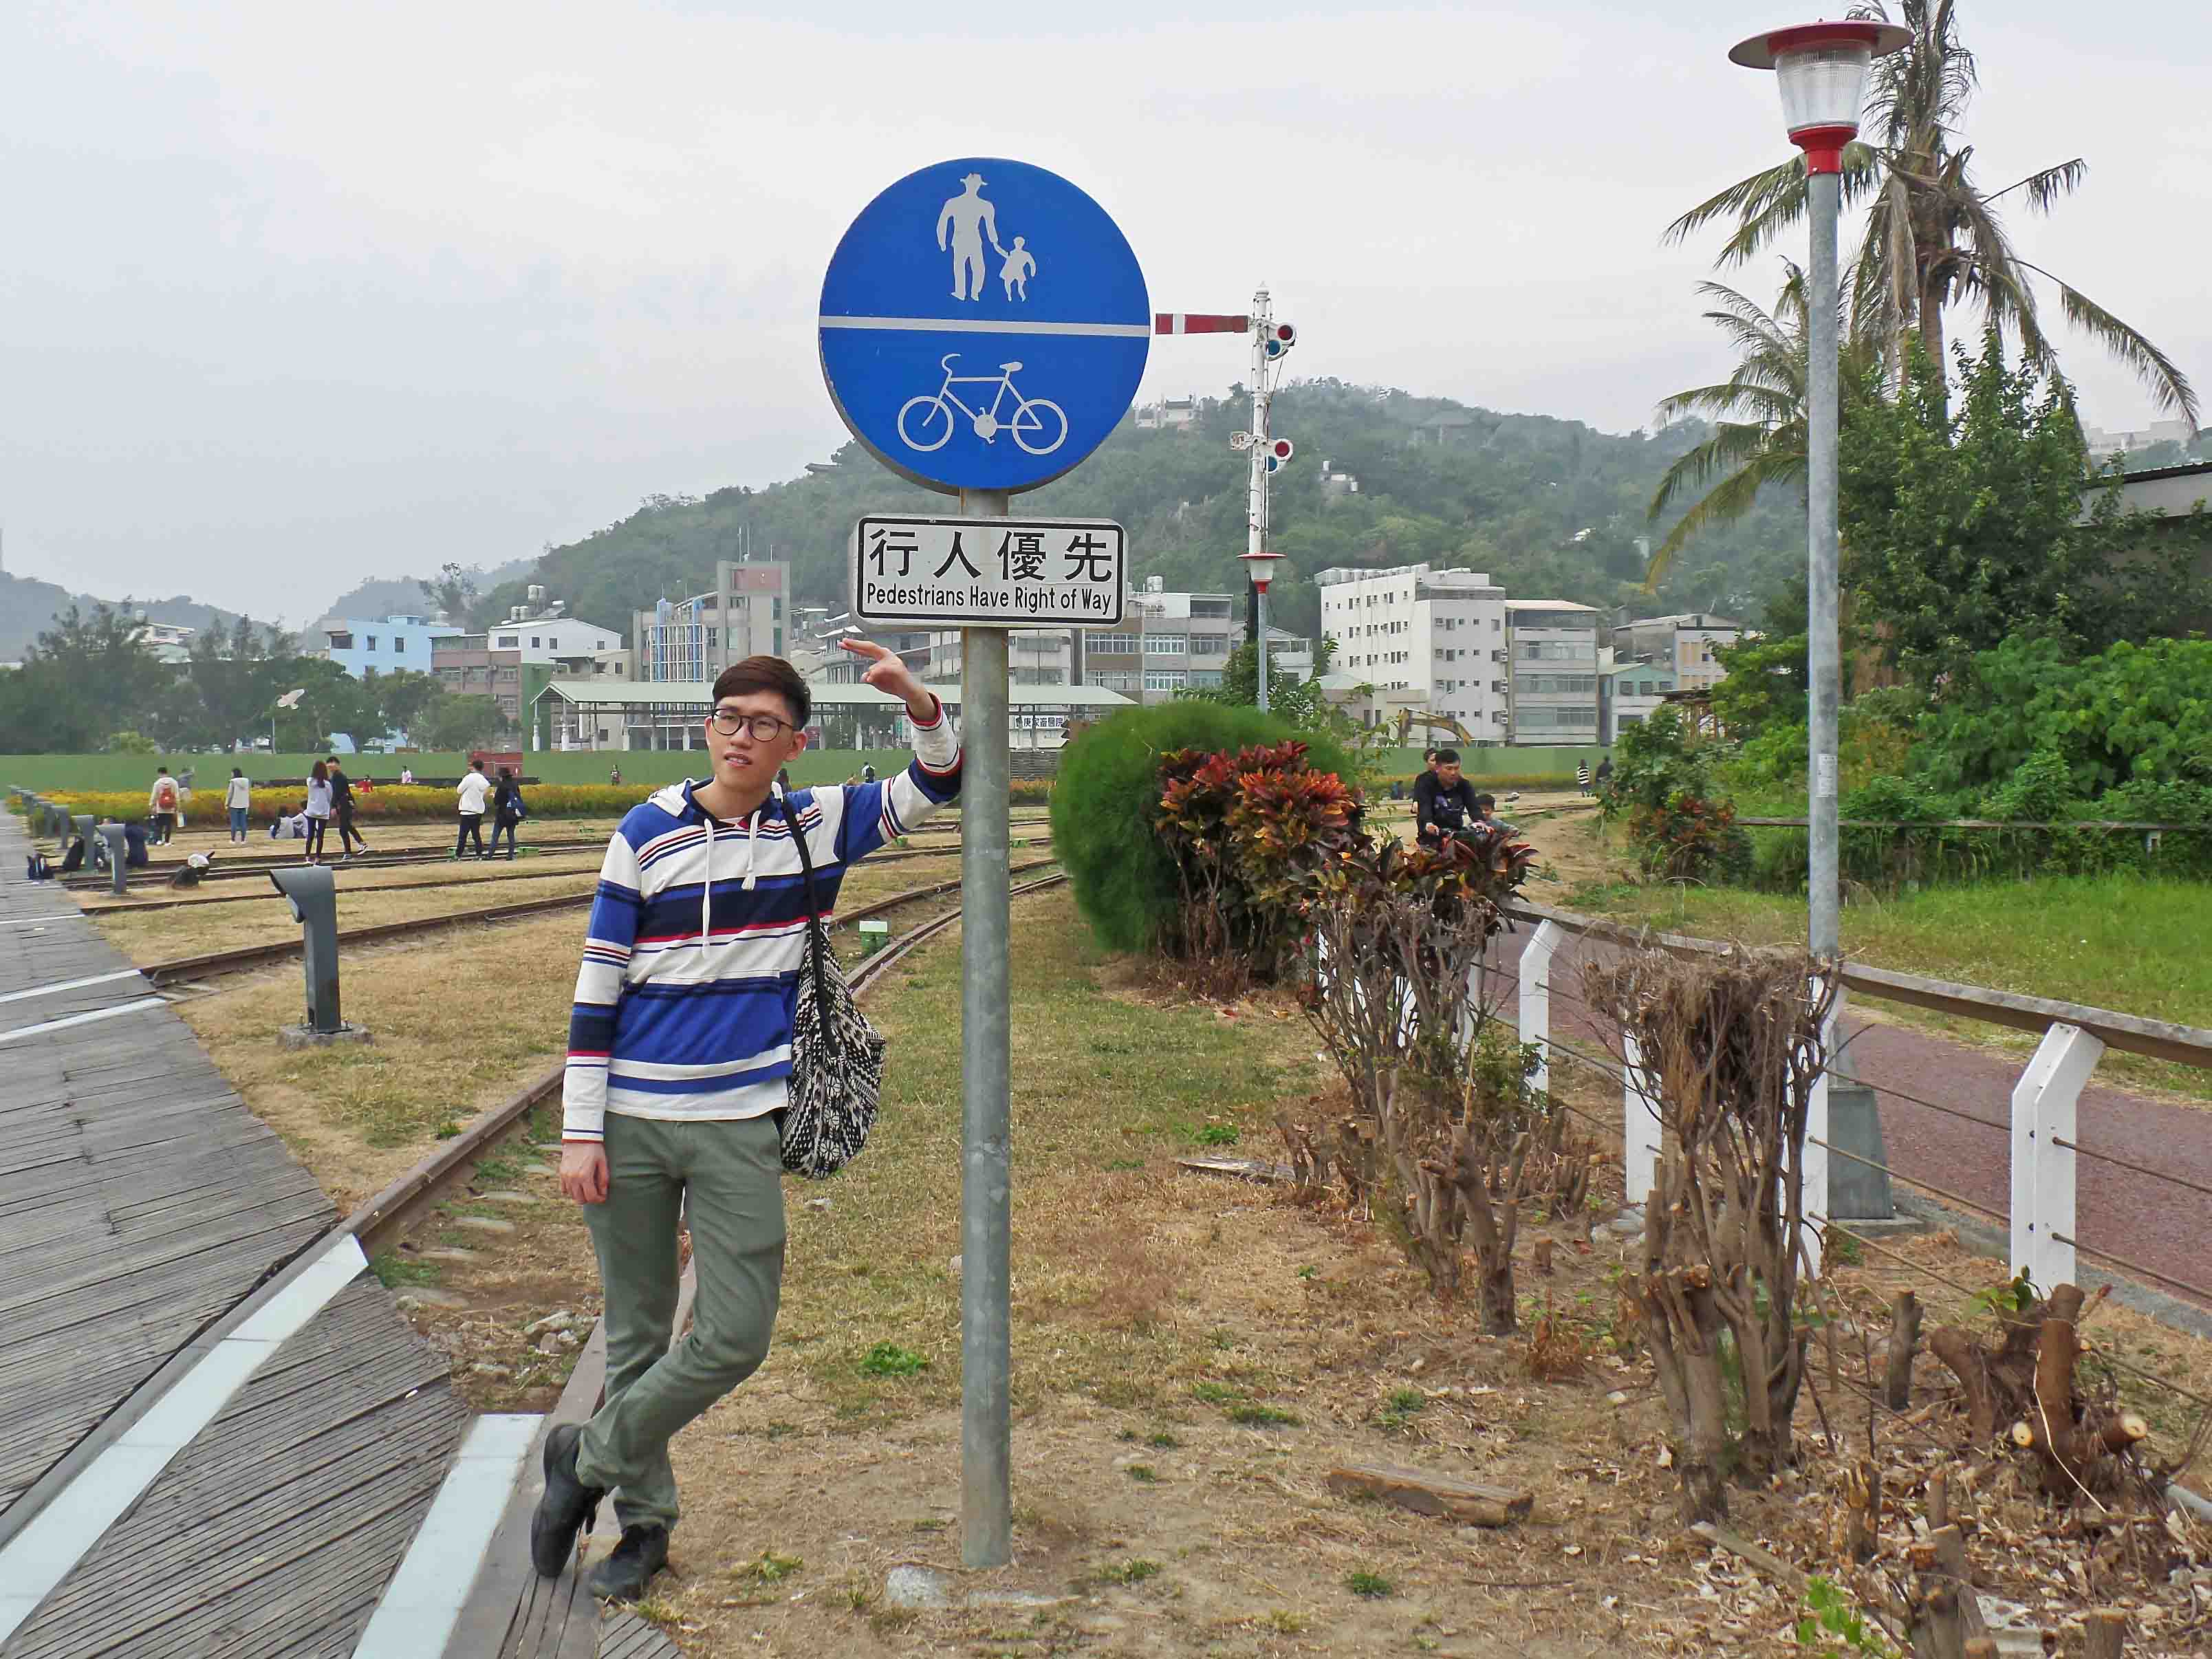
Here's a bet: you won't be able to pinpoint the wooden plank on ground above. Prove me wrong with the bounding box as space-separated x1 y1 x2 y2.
1325 1462 1533 1526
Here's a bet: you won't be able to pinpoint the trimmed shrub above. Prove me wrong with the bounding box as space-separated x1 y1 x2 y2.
1050 703 1352 953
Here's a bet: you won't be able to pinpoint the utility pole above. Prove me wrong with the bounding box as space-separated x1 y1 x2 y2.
1231 288 1295 711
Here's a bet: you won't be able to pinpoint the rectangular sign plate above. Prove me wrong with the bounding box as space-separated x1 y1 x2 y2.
851 514 1125 627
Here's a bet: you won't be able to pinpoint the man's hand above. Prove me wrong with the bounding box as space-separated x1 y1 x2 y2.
839 638 939 724
561 1141 609 1205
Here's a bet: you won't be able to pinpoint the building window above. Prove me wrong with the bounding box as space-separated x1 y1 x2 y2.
394 637 406 653
1191 633 1228 654
1145 634 1188 655
1086 631 1142 653
497 635 519 648
1142 669 1187 692
531 636 542 649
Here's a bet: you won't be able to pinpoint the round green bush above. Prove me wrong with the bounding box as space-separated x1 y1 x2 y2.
1048 704 1353 953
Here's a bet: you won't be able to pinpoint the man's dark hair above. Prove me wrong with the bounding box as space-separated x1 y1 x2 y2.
1423 748 1438 765
156 765 169 774
713 655 811 727
470 759 484 772
1475 792 1496 813
1435 748 1460 765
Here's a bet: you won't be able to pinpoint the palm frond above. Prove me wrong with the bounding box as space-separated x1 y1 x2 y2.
1986 158 2086 213
2030 268 2202 426
1663 159 1801 248
1646 450 1806 587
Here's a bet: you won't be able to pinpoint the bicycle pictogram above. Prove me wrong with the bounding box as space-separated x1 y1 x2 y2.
897 354 1069 456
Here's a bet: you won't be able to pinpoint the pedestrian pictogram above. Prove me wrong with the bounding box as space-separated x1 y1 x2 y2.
820 158 1149 494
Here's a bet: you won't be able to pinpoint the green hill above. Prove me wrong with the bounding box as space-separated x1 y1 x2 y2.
481 382 1802 644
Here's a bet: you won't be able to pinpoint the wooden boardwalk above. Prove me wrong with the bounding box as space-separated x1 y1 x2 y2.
0 809 677 1658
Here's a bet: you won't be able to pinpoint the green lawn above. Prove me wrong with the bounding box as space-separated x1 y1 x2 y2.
1570 874 2212 1096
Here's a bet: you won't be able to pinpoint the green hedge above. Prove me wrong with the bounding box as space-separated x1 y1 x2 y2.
1050 704 1353 953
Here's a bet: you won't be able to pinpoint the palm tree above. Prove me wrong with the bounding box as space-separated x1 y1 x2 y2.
1645 263 1877 582
1666 0 2195 429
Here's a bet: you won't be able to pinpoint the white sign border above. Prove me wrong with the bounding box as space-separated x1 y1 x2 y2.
849 513 1127 629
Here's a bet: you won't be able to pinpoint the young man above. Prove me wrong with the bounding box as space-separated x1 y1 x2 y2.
1413 748 1482 848
327 756 368 858
533 643 959 1603
455 760 491 858
149 766 180 844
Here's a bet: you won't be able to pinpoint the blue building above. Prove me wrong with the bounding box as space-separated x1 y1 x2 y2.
316 615 463 678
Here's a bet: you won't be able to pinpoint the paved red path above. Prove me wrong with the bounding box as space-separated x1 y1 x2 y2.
1488 923 2212 1312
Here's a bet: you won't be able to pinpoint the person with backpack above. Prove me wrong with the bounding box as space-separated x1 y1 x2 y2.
148 767 181 845
327 756 368 859
532 644 959 1605
302 761 333 864
454 759 492 858
488 767 525 860
224 768 252 843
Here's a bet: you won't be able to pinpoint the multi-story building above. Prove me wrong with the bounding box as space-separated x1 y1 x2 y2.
1612 611 1744 691
127 616 197 664
1599 655 1678 746
1316 564 1510 741
431 636 525 728
316 614 463 678
634 561 790 684
1505 600 1602 746
1077 578 1241 703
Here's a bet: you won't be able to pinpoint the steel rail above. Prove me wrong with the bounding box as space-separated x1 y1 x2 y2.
139 856 1063 988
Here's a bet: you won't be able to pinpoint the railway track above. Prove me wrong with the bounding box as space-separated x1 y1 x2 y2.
56 816 1056 892
338 867 1070 1257
81 832 1045 915
137 855 1063 988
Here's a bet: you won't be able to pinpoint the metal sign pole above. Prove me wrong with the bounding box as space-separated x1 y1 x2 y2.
957 485 1013 1570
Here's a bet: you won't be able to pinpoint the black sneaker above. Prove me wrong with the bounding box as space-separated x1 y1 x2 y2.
529 1424 606 1578
587 1523 670 1603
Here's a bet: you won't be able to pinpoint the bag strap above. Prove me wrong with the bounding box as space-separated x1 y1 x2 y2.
781 788 838 1048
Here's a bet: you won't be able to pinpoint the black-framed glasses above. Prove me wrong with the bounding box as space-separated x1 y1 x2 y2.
709 708 796 741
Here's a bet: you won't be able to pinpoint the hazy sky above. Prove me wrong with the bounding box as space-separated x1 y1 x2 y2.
3 1 2204 625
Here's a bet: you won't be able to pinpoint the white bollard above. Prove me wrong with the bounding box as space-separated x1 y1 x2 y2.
2009 1021 2103 1292
1623 1022 1661 1206
1519 920 1561 1097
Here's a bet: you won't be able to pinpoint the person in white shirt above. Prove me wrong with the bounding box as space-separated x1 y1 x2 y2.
303 761 333 864
224 768 252 843
455 760 492 858
399 766 415 785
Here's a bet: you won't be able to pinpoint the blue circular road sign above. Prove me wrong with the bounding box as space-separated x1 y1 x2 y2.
820 158 1149 495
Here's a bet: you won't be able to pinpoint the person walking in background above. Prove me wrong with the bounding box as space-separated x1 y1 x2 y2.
489 767 525 860
1594 755 1614 794
303 761 333 864
327 756 369 860
148 766 180 845
455 759 491 858
400 764 416 785
1576 759 1592 794
609 766 622 786
224 768 252 843
534 645 962 1605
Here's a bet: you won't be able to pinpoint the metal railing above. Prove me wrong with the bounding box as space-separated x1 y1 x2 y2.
1497 898 2212 1303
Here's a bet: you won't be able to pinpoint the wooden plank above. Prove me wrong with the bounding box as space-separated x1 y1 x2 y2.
1324 1462 1532 1526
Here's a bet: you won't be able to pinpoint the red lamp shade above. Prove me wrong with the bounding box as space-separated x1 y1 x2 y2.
1729 21 1909 174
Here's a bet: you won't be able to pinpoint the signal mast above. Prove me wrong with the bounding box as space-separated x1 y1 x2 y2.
1230 288 1296 710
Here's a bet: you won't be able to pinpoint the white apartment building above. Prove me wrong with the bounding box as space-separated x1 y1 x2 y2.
1505 600 1602 745
1316 564 1510 742
1612 611 1744 691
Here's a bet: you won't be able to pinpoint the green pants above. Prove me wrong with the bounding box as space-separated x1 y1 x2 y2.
575 1112 786 1532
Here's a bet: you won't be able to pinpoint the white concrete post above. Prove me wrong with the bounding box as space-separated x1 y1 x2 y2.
1623 1022 1661 1206
1799 984 1839 1277
1519 920 1561 1096
2008 1021 2104 1292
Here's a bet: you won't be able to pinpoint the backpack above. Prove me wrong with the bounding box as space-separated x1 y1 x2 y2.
154 781 177 811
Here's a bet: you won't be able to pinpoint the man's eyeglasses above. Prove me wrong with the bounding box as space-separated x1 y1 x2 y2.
709 708 796 741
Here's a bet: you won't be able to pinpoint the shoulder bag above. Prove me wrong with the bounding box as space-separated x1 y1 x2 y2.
779 789 887 1178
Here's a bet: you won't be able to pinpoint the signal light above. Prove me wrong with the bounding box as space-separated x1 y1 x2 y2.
1264 435 1294 474
1264 322 1297 359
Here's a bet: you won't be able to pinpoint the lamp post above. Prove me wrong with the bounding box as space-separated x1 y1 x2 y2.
1239 548 1285 711
1727 20 1907 964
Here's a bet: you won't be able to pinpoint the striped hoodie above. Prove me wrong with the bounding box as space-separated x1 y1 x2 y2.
561 710 962 1140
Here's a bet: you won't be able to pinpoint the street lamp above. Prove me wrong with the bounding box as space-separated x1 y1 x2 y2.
1728 19 1907 964
1239 547 1285 712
